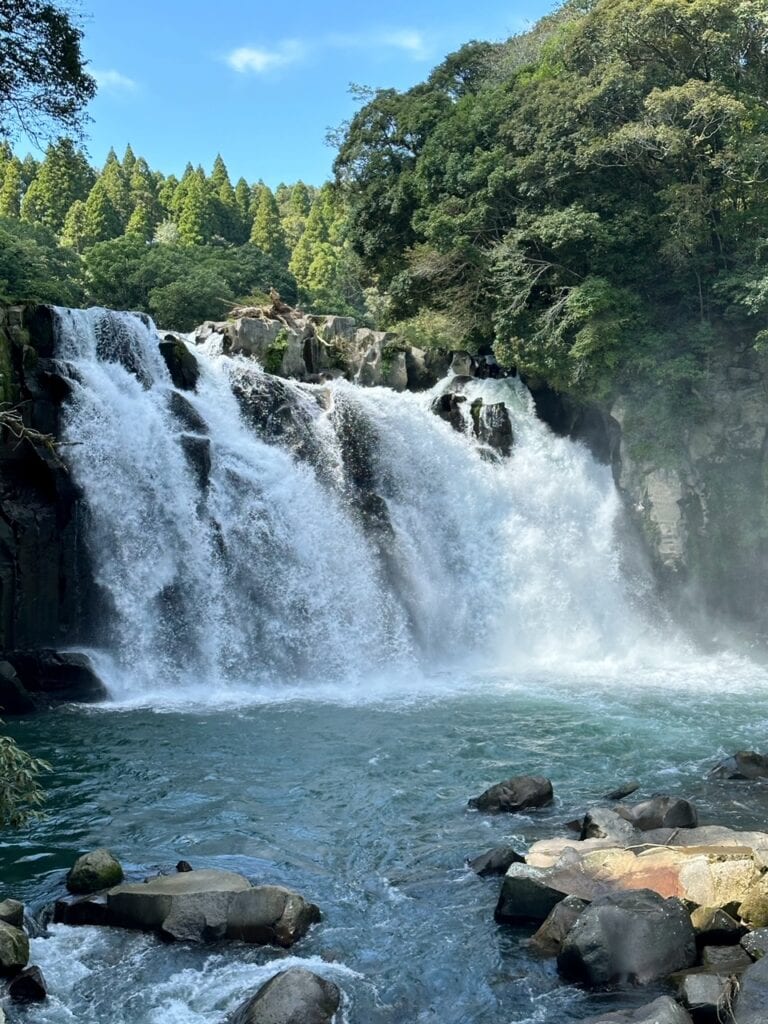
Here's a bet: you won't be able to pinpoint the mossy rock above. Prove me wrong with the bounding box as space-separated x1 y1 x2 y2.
0 921 28 977
66 848 124 895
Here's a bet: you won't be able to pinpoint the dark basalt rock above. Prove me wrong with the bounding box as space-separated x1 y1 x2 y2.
53 892 110 927
9 965 47 1003
530 895 589 956
557 888 697 986
495 864 568 924
2 650 106 704
229 968 340 1024
468 846 524 877
469 775 553 814
0 661 35 714
180 434 212 492
616 795 698 831
431 392 466 433
603 781 640 801
742 928 768 960
159 336 199 391
691 906 745 948
731 953 768 1023
168 391 208 434
711 751 768 781
470 398 513 457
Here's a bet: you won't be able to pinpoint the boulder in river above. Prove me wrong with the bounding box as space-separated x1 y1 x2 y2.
468 775 553 814
106 869 320 947
711 751 768 781
495 863 568 924
53 891 110 927
557 888 696 986
0 900 24 929
0 920 29 976
616 795 698 830
66 849 124 895
8 965 47 1003
225 885 321 948
582 996 693 1023
581 807 639 844
229 967 340 1024
468 846 524 877
529 895 588 956
602 781 640 801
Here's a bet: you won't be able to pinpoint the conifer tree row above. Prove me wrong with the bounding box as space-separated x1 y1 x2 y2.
0 140 368 329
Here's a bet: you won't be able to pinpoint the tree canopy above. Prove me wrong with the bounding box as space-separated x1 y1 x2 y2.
0 0 95 142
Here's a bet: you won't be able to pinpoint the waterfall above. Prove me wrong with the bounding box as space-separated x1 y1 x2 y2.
53 307 659 702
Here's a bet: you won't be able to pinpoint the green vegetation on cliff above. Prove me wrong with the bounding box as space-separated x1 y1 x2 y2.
335 0 768 433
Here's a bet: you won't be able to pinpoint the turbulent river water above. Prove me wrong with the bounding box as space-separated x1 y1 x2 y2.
3 308 768 1023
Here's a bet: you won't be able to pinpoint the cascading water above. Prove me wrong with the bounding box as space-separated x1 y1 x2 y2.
54 306 661 703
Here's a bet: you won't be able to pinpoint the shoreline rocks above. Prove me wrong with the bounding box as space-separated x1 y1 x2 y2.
229 968 340 1024
468 775 553 814
66 849 124 895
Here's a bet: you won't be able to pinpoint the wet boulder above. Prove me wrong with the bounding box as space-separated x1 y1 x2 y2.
468 775 553 814
3 650 106 704
495 864 568 924
733 954 768 1023
530 895 589 956
225 885 320 948
8 965 46 1003
616 795 698 831
0 921 29 976
602 781 640 801
66 849 124 895
581 807 639 844
0 900 24 928
230 968 341 1024
53 892 110 927
470 398 513 457
582 996 693 1024
168 391 207 434
159 336 199 391
180 433 211 491
468 846 524 878
557 889 697 986
712 751 768 781
0 661 35 714
107 869 251 942
431 391 466 433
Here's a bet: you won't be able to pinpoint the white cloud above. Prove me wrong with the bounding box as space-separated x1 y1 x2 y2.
327 28 429 59
93 69 137 93
225 28 430 76
226 40 305 74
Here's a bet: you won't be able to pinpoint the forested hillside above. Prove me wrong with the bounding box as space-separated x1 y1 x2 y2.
335 0 768 450
0 143 367 329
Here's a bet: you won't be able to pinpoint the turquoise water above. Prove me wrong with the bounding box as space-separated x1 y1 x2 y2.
4 668 768 1023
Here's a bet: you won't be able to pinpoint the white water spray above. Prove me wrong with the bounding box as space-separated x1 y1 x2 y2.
54 307 664 702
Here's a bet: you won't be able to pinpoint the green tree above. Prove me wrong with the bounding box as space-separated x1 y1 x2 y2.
0 216 83 304
282 181 312 252
121 143 137 177
0 0 95 142
0 156 23 218
234 177 252 238
177 169 214 246
20 137 94 233
99 149 132 228
80 177 122 247
209 154 241 242
59 196 87 250
249 184 288 263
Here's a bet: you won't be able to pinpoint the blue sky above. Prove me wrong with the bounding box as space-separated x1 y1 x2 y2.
66 0 558 187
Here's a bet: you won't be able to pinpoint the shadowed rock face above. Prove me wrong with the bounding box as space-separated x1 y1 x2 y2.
557 888 697 986
581 996 693 1024
0 307 93 665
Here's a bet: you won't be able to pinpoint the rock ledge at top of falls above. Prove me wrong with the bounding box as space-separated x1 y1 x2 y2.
61 869 321 946
192 296 451 391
